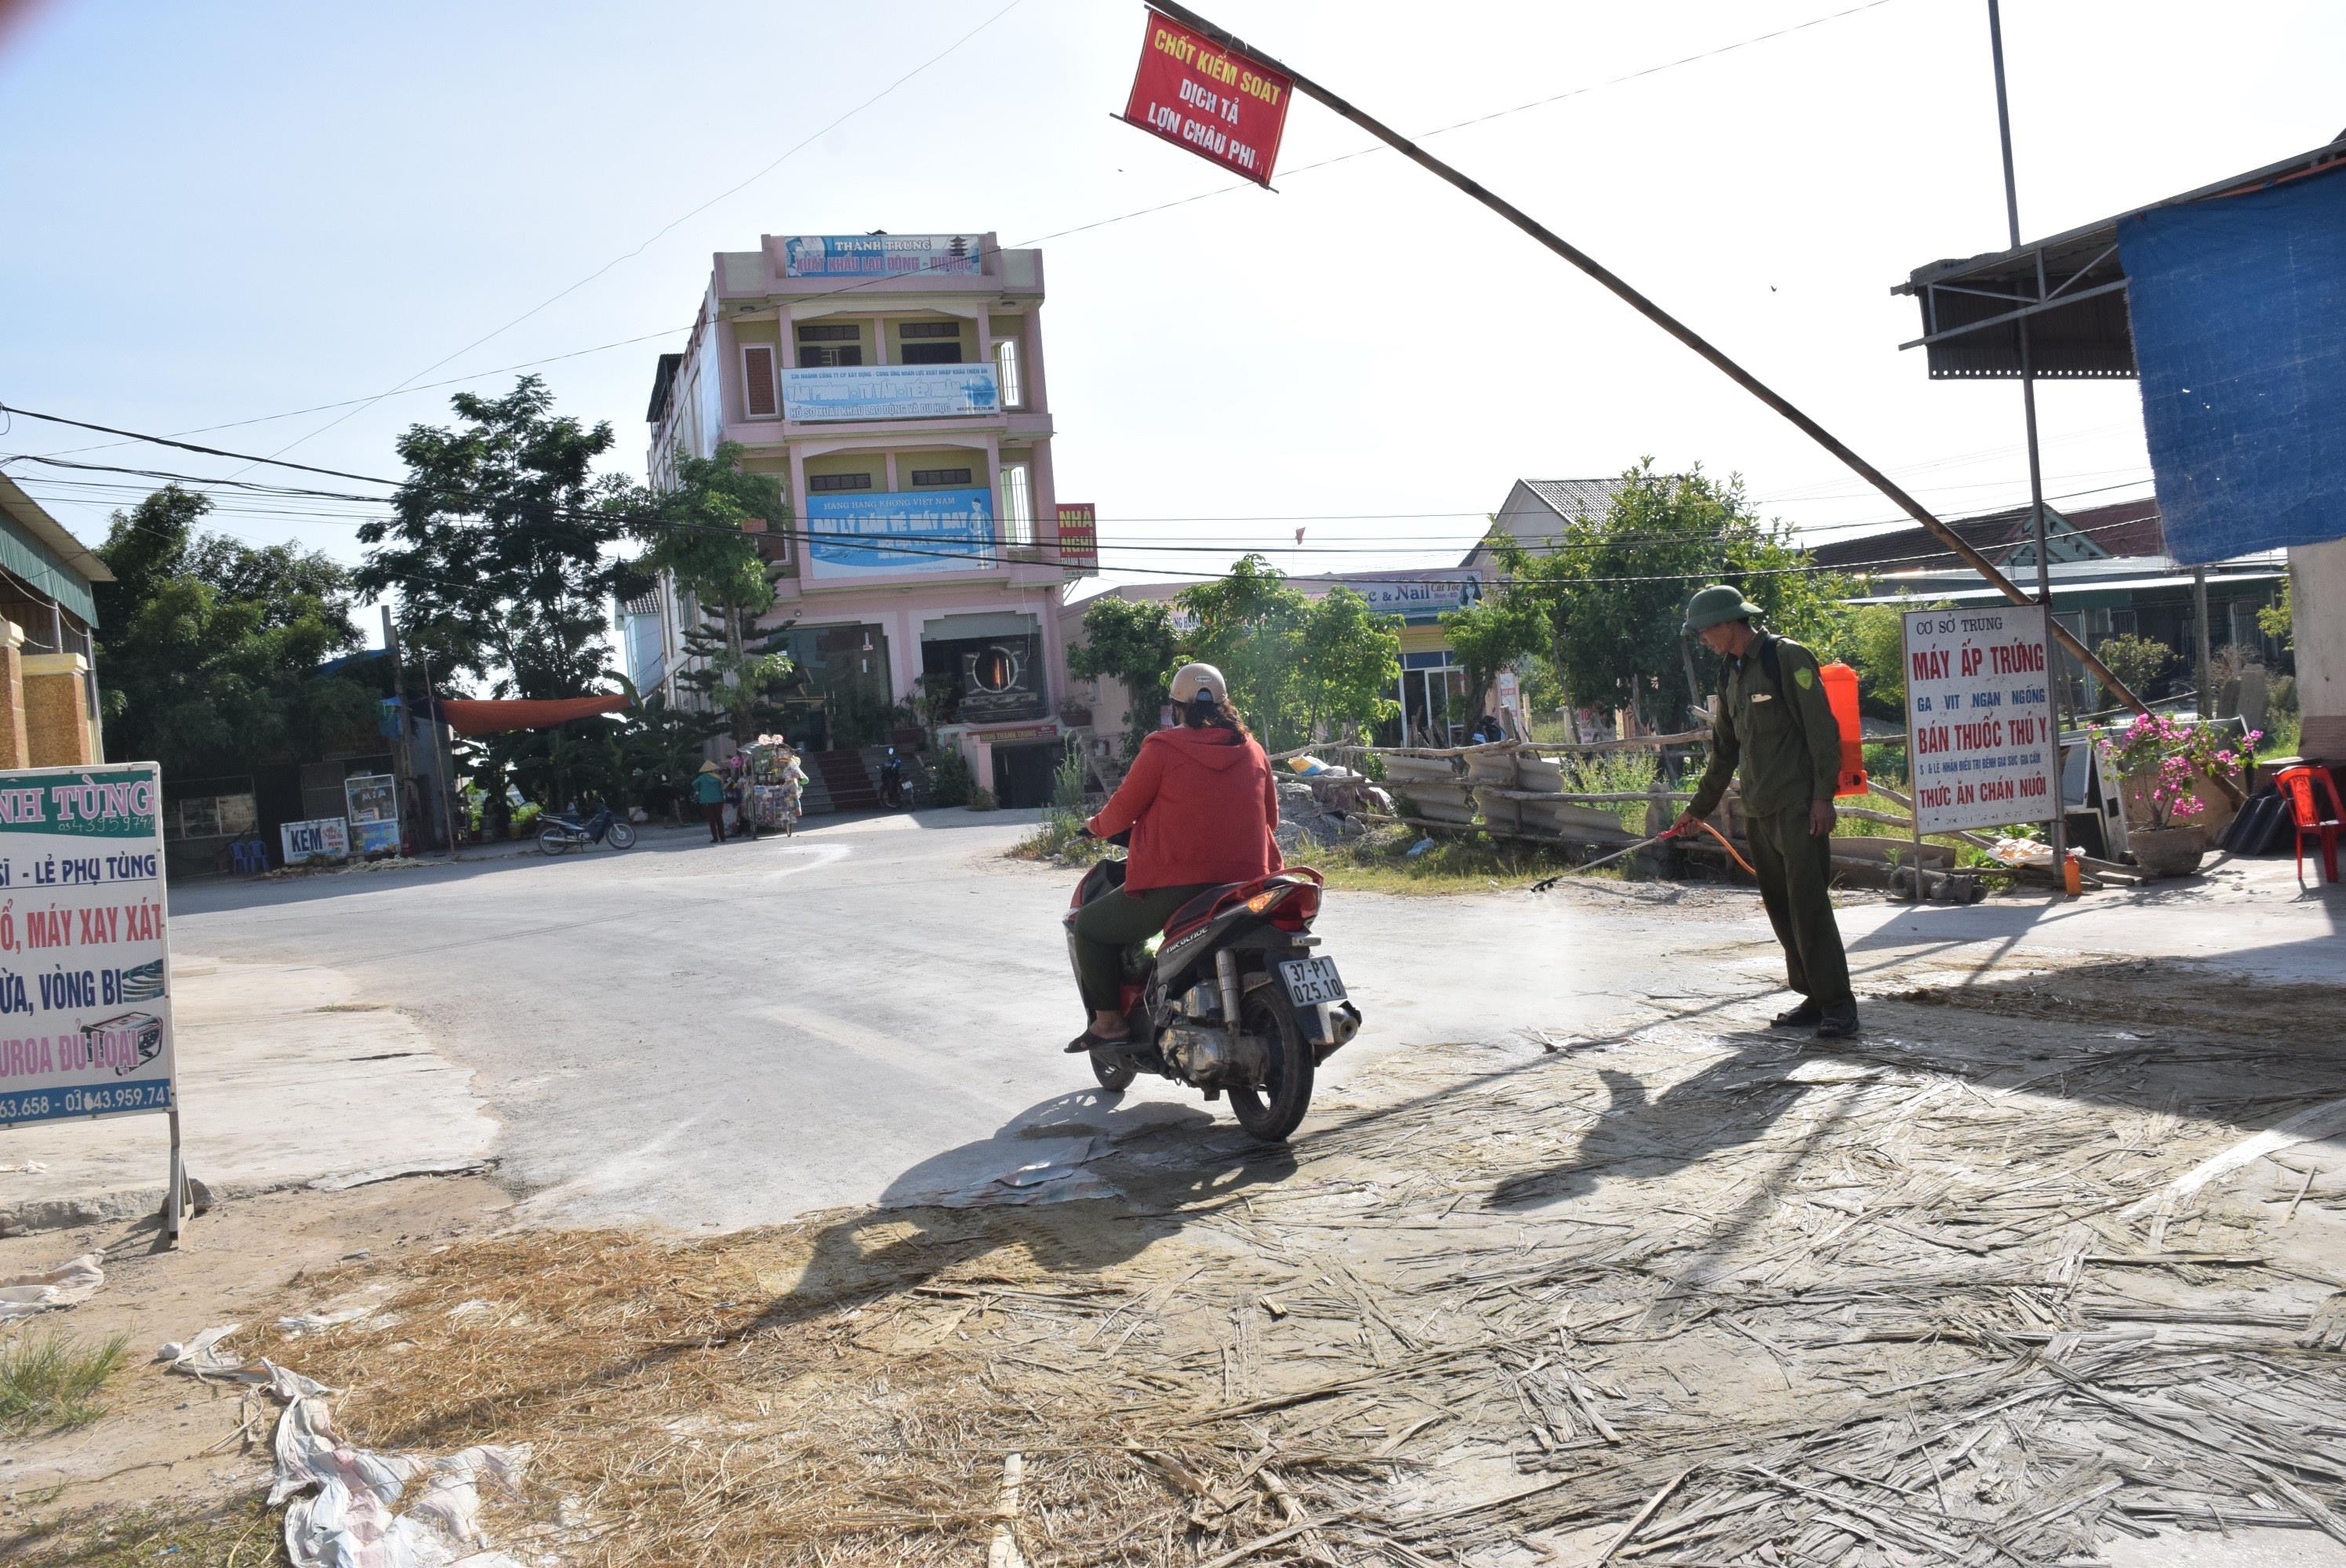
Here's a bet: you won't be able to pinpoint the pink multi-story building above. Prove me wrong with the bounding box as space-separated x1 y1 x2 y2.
626 230 1078 805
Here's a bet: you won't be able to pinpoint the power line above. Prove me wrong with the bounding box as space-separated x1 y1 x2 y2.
21 0 1908 478
229 0 1029 477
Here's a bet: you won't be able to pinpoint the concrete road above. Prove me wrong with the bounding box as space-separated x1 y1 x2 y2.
168 811 2346 1232
169 811 1699 1231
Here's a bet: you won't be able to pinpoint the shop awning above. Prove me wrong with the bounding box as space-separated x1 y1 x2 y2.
438 695 630 737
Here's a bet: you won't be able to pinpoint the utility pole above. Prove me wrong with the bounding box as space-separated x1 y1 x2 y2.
1985 0 2069 894
380 607 416 848
418 648 462 859
2193 564 2215 717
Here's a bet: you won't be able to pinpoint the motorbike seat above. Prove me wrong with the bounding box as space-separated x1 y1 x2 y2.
1163 883 1246 942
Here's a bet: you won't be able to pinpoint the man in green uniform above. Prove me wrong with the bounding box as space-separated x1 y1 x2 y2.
1672 586 1858 1038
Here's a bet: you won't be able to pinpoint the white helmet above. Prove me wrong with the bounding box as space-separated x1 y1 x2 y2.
1168 662 1229 705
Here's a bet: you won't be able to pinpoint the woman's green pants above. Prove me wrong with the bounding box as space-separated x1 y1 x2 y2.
1070 884 1214 1013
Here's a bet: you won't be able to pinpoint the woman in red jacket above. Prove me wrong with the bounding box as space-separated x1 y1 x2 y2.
1067 662 1281 1054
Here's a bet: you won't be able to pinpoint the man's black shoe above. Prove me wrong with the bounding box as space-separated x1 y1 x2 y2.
1813 1004 1861 1040
1770 1000 1823 1029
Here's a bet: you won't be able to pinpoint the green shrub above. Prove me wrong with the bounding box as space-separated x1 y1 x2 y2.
968 787 998 812
1052 739 1088 810
925 750 974 808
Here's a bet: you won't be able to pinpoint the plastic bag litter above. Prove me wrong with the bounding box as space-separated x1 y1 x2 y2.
0 1253 102 1323
1988 837 2082 869
156 1324 334 1396
277 1304 380 1335
270 1382 529 1568
158 1326 532 1568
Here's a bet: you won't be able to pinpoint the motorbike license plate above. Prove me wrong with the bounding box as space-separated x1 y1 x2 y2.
1280 956 1347 1007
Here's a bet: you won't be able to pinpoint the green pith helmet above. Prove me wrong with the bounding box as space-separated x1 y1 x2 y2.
1682 584 1765 636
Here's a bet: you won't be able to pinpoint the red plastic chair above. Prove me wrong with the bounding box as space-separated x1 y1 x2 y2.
2274 765 2344 885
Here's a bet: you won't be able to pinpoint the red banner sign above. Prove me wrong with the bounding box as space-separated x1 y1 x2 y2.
1055 502 1099 577
1120 10 1292 187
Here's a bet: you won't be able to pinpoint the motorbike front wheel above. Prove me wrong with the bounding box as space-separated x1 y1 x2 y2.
1229 991 1313 1142
537 826 573 855
606 820 637 849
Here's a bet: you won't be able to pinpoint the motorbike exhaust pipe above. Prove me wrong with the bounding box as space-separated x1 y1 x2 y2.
1215 949 1244 1053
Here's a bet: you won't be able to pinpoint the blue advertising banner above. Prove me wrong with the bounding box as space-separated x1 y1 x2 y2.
2119 165 2346 562
783 362 1001 423
807 488 997 579
781 234 983 278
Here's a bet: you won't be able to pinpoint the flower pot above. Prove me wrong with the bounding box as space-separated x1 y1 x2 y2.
2129 825 2207 879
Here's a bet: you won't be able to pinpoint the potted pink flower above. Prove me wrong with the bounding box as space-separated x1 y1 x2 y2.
2095 713 2259 877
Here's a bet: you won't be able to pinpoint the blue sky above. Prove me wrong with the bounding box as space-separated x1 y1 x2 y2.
3 0 2340 606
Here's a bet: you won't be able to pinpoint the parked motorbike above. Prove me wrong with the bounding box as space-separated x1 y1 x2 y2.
538 803 637 855
1064 838 1361 1142
879 748 908 809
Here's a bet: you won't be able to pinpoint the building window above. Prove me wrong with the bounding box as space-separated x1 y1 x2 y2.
808 473 873 492
899 320 963 365
910 467 973 487
742 343 779 417
169 792 257 841
797 321 862 368
1000 462 1034 548
994 336 1023 408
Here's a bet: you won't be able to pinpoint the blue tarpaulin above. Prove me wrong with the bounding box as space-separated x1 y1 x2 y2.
2119 164 2346 564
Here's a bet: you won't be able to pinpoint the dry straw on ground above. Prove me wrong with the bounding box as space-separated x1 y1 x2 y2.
252 959 2346 1566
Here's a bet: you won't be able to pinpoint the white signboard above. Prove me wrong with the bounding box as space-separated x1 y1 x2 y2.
1903 604 2058 834
0 764 175 1134
281 817 349 865
782 361 1001 423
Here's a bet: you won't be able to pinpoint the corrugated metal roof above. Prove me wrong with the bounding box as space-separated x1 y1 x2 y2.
1521 478 1628 524
1807 498 2169 572
1893 136 2346 379
1847 568 2283 605
0 474 111 626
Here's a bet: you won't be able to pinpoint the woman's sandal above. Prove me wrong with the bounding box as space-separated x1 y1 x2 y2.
1064 1028 1132 1054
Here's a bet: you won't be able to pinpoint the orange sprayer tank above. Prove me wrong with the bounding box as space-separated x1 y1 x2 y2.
1820 662 1866 797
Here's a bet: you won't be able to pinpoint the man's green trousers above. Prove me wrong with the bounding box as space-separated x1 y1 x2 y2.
1744 808 1853 1007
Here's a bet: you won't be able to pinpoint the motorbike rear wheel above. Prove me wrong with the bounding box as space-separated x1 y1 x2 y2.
1228 991 1313 1142
537 826 573 855
606 820 637 849
1088 1046 1136 1093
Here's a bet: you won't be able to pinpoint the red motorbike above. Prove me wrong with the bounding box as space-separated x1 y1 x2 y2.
1065 845 1361 1142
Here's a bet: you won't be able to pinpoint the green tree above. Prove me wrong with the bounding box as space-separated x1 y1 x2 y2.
623 441 796 745
358 376 645 699
94 487 376 776
2258 572 2294 650
1494 462 1850 732
2094 632 2174 698
1438 590 1546 724
1067 593 1179 752
1295 587 1401 742
1178 554 1311 745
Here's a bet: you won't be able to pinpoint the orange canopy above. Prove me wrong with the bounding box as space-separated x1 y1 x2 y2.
438 695 630 737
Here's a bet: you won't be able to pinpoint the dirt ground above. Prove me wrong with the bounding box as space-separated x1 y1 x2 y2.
6 927 2346 1566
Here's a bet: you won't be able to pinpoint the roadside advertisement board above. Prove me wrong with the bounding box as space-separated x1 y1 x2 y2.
1902 605 2060 835
281 817 349 864
344 773 399 857
1354 575 1480 622
806 489 996 579
0 764 174 1133
1055 503 1099 576
780 234 984 278
782 361 1001 423
1120 9 1293 186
